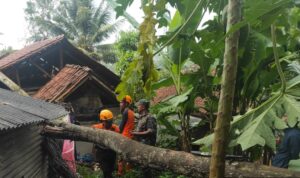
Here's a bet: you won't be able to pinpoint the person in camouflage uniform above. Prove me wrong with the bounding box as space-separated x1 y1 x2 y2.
132 99 157 146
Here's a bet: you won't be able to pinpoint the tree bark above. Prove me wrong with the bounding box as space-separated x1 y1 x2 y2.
42 122 300 178
180 114 191 152
209 0 241 178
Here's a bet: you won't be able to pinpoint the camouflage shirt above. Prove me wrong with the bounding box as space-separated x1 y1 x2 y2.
135 113 157 146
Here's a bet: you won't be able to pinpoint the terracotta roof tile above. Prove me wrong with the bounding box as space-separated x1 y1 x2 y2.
0 35 120 89
152 86 177 104
34 64 90 101
153 85 205 112
0 35 64 69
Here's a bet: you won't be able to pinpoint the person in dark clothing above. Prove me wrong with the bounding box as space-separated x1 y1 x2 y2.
132 99 157 178
95 145 117 178
272 127 300 168
92 109 119 178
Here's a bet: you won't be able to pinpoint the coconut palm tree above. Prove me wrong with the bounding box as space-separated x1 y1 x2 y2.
25 0 122 63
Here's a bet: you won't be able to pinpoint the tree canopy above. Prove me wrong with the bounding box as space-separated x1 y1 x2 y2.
114 0 300 176
25 0 122 63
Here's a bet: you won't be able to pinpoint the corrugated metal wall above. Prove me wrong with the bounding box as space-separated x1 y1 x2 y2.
0 124 48 178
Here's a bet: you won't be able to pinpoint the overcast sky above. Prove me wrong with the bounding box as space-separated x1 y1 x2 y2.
0 0 29 49
0 0 143 50
0 0 212 50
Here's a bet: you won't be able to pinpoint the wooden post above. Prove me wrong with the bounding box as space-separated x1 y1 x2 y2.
59 48 64 69
13 67 21 87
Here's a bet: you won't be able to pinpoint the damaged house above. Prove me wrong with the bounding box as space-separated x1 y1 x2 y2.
34 64 117 121
0 35 119 121
0 88 67 177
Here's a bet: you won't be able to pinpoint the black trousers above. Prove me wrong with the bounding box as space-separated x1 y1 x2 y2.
95 147 117 178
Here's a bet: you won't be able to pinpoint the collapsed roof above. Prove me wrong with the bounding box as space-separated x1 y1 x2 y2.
34 64 117 105
0 35 119 93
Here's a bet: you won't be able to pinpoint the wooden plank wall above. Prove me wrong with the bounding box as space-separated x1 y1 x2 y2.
0 125 48 177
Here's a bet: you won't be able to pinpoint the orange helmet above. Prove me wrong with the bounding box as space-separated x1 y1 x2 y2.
99 109 113 120
122 95 132 104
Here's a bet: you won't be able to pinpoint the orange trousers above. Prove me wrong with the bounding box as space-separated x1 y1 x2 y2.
117 160 132 176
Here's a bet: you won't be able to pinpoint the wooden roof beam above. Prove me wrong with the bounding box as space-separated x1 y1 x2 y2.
28 59 52 79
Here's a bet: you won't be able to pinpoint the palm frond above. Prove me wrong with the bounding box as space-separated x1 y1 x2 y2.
92 19 124 43
65 0 78 23
96 6 112 28
93 0 105 22
52 14 78 40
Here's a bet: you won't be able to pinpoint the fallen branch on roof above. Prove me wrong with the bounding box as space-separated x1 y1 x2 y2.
42 122 300 178
0 72 28 96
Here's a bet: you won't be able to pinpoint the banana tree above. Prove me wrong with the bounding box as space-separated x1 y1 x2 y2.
194 24 300 159
152 52 198 152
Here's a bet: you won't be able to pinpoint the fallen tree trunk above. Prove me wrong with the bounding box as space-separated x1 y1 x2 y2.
42 122 300 178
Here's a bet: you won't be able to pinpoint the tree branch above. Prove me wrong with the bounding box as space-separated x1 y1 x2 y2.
42 122 300 178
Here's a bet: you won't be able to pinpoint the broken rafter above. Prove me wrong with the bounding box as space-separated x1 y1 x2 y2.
28 59 52 79
12 66 21 87
59 48 64 69
91 75 115 96
0 72 28 96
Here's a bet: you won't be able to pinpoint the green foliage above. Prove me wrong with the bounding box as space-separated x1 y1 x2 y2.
25 0 121 63
121 169 144 178
194 74 300 152
115 2 158 100
77 164 102 178
289 159 300 171
158 171 187 178
193 1 300 154
115 0 134 18
115 59 146 101
115 0 300 159
106 0 139 29
225 0 293 39
114 31 139 75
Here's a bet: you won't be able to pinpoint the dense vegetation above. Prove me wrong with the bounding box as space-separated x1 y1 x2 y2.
114 0 300 177
24 0 300 177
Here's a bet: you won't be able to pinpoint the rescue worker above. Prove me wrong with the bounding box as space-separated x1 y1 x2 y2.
119 95 135 138
118 95 135 175
92 109 119 178
132 99 157 178
132 99 157 146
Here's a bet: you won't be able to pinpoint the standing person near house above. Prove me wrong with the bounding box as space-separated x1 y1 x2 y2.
92 109 119 178
132 99 157 178
119 95 135 138
132 99 157 146
118 95 135 175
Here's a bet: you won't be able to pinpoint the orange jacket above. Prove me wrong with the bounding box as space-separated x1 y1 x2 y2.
119 108 135 138
92 123 120 133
